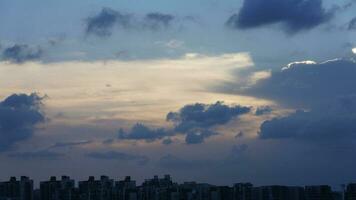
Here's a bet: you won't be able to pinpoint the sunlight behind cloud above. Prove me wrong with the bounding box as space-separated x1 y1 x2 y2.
0 53 265 125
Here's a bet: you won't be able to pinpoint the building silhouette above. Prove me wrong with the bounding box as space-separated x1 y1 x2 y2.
0 176 33 200
0 175 355 200
40 176 77 200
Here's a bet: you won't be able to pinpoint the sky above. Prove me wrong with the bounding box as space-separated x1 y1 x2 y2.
0 0 356 187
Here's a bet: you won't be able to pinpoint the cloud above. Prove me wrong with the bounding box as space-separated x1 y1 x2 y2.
259 98 356 142
2 44 42 63
85 8 177 37
8 150 64 160
235 131 244 139
349 17 356 30
0 93 46 152
185 129 218 144
86 151 149 165
86 8 133 37
248 58 356 144
143 13 175 30
162 138 173 145
227 0 333 33
118 123 171 142
167 101 251 133
118 102 251 144
245 59 356 108
48 140 92 149
255 106 273 116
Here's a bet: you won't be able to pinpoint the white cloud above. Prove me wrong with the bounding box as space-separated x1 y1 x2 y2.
352 48 356 54
282 60 316 70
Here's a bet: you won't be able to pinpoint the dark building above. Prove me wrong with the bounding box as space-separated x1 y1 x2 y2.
345 184 356 200
251 185 305 200
78 176 114 200
0 176 33 200
114 176 137 200
40 176 77 200
304 185 333 200
233 183 253 200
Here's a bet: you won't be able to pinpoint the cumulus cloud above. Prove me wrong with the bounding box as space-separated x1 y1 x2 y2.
117 102 251 144
349 17 356 30
247 58 356 144
185 129 218 144
0 93 46 152
227 0 333 33
118 123 171 142
167 101 251 133
2 44 42 63
259 97 356 142
246 59 356 108
86 151 149 165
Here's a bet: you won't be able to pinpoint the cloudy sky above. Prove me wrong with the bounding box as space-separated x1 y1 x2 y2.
0 0 356 186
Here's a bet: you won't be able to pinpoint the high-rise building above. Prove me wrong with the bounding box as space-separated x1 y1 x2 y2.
233 183 253 200
114 176 137 200
304 185 333 200
78 176 114 200
251 185 305 200
0 176 33 200
345 183 356 200
40 176 77 200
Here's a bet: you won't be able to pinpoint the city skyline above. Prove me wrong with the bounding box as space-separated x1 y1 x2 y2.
1 175 356 200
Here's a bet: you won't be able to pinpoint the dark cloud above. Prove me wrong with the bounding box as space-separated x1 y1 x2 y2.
162 138 173 145
85 9 178 37
118 123 171 142
245 59 356 108
8 150 64 160
48 140 92 149
118 102 251 144
86 8 133 37
248 58 356 144
167 101 251 133
227 0 333 33
349 17 356 30
235 131 244 139
0 93 45 152
259 98 356 142
144 13 174 30
2 44 42 63
255 106 273 116
86 151 149 165
185 129 218 144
